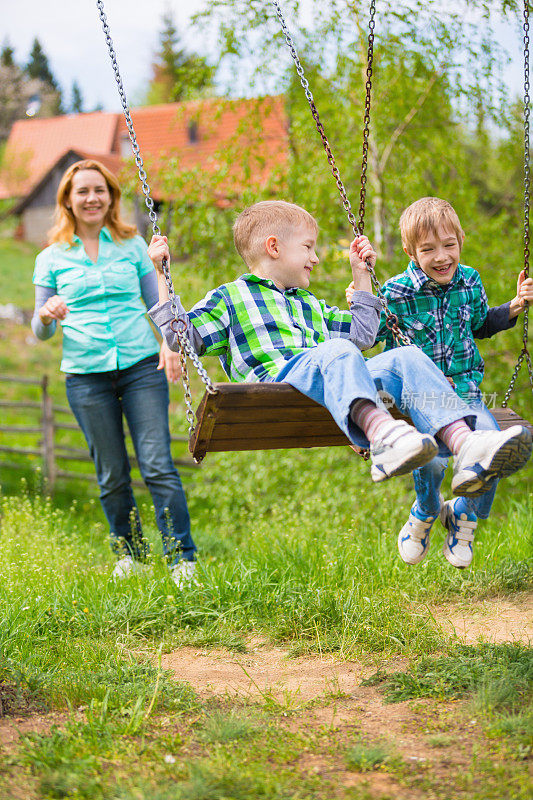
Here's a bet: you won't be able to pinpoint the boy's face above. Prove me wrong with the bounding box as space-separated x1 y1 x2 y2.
265 224 319 291
408 223 464 285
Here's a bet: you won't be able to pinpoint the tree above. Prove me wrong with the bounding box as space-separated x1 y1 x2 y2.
71 81 84 114
25 38 62 114
25 39 56 85
144 12 215 104
1 42 15 68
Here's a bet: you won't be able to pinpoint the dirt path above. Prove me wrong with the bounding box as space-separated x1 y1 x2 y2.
431 589 533 644
161 591 533 700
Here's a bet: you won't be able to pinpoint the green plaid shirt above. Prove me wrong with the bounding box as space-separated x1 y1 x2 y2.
185 273 378 381
376 262 488 401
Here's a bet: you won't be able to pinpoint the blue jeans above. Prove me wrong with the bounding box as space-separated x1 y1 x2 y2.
275 341 478 447
412 402 499 519
66 355 195 565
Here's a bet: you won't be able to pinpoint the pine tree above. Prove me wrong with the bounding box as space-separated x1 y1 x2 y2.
1 42 15 68
25 39 57 87
24 39 62 115
145 12 215 104
71 81 84 113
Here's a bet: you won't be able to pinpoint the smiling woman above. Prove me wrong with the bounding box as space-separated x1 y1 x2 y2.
30 159 197 586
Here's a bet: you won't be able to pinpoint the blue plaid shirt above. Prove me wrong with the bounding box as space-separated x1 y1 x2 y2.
376 262 488 402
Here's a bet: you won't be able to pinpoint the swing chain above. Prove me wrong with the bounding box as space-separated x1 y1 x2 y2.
96 0 216 434
272 1 411 348
503 0 533 405
358 0 376 236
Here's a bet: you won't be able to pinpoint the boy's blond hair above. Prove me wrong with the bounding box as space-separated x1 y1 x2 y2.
233 201 318 266
400 197 464 256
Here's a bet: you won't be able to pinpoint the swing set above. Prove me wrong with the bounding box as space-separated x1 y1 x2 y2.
96 0 533 463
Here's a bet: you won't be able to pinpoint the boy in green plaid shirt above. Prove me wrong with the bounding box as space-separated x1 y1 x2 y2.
149 200 531 509
347 196 533 568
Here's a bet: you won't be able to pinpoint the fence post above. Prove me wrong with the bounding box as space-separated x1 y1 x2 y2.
41 375 56 493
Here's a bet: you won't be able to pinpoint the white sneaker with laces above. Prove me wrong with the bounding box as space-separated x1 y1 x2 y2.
440 499 478 569
370 420 438 483
451 425 532 497
398 507 438 565
112 555 146 580
170 561 198 589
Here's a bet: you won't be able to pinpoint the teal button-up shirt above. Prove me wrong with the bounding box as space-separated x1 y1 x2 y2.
33 228 159 373
376 262 489 401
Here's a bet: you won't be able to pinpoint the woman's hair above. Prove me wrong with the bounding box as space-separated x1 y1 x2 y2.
47 159 137 245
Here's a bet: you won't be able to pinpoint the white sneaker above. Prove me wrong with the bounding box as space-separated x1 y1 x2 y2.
398 507 437 565
440 499 478 569
370 420 438 483
451 425 532 497
111 555 146 580
170 561 198 589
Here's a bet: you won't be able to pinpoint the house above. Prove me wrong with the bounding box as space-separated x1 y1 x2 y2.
1 96 288 245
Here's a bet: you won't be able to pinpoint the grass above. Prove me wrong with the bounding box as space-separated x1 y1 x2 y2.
0 235 532 797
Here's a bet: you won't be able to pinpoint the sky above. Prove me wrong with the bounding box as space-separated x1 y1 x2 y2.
2 0 529 114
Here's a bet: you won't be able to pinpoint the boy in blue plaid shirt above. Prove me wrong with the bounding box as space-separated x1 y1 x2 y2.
347 196 533 568
149 201 531 507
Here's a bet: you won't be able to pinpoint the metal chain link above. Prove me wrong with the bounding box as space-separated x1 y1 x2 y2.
358 0 376 235
272 1 411 347
503 0 533 405
95 0 215 434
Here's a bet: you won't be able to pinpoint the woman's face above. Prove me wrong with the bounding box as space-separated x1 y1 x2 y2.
68 169 112 230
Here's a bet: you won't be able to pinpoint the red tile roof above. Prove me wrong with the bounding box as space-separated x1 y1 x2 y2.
0 112 119 198
118 96 288 199
0 96 288 201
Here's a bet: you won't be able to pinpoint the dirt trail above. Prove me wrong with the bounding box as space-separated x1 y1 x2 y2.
431 590 533 644
161 591 533 700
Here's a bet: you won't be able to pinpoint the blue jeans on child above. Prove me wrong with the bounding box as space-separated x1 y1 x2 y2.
412 402 499 519
274 340 478 447
66 354 195 565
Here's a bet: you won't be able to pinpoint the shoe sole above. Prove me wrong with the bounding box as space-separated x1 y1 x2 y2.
452 427 532 497
372 435 438 482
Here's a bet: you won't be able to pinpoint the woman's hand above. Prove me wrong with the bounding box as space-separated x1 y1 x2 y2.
148 235 170 273
158 338 182 383
38 295 68 325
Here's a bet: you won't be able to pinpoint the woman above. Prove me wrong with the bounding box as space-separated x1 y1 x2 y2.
31 159 196 586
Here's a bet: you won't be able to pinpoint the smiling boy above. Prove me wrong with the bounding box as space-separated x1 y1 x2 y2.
148 200 531 501
346 196 533 568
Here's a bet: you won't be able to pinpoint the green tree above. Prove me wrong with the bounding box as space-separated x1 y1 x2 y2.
71 81 84 114
25 38 57 86
1 42 15 68
144 12 216 104
24 38 62 115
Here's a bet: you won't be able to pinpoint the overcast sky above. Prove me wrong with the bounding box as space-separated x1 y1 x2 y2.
2 0 529 113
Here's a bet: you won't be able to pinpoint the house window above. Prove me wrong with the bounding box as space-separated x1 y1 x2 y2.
188 120 199 144
120 134 131 158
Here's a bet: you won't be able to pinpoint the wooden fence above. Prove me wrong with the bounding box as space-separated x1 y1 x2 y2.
0 374 196 493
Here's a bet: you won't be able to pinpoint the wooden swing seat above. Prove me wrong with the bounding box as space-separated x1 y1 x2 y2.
189 382 532 462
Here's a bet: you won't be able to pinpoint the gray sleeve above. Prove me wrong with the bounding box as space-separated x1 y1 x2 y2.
148 299 205 354
472 302 517 338
31 285 57 340
140 270 159 310
349 291 382 350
